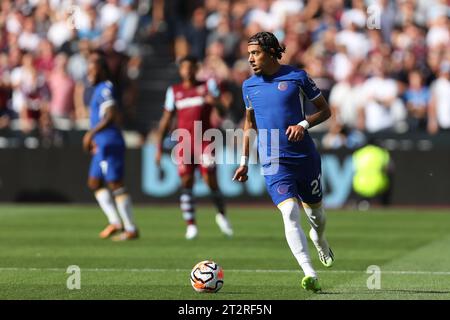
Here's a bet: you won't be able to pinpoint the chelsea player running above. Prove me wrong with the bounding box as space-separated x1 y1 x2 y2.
83 50 139 241
233 32 334 292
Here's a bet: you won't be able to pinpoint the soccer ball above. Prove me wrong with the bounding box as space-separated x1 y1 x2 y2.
190 260 224 293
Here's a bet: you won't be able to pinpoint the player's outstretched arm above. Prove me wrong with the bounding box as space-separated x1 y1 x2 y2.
306 94 332 128
286 95 331 142
233 108 256 182
155 109 175 166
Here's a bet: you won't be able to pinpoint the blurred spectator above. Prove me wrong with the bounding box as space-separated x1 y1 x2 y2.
336 7 370 62
220 59 250 128
118 0 140 46
206 13 240 65
322 125 366 150
47 53 75 130
76 3 102 42
246 0 283 33
428 62 450 134
68 39 91 127
34 1 51 38
328 67 365 131
18 16 40 53
47 11 74 50
99 0 122 29
12 53 49 134
404 69 430 131
68 39 90 84
197 40 230 84
425 4 449 49
185 7 209 60
0 53 12 130
34 39 55 78
358 54 407 133
378 0 397 44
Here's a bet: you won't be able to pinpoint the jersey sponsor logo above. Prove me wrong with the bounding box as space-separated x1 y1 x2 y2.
277 81 288 91
176 96 205 110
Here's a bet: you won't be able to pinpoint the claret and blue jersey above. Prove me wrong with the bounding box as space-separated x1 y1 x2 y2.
242 65 324 205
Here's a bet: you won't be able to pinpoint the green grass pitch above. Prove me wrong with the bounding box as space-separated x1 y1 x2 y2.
0 204 449 300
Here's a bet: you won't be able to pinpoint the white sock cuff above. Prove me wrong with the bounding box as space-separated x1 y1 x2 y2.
113 187 127 197
302 202 325 226
95 188 109 198
182 211 195 221
94 188 121 226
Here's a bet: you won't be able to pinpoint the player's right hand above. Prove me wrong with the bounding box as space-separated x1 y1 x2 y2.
155 149 162 168
286 125 305 142
232 166 248 182
82 130 93 153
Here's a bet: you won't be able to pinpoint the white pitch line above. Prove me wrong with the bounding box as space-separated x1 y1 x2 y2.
0 267 449 276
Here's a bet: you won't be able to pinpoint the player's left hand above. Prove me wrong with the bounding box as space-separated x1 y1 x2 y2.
83 131 94 152
286 125 305 142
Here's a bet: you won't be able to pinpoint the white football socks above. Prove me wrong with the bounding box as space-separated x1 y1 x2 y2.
180 189 196 225
113 188 137 232
302 203 329 253
278 199 317 278
94 188 121 226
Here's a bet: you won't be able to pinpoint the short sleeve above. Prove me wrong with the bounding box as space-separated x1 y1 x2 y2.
206 78 220 98
242 82 253 110
299 70 322 101
164 86 175 112
99 84 116 118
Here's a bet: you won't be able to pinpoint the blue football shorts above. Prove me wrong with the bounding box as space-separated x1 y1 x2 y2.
263 152 323 206
89 144 125 182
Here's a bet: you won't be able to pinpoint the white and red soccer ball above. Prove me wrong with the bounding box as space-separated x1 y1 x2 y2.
190 260 224 293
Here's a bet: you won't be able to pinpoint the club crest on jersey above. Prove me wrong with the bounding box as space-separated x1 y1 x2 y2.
176 92 184 99
277 184 289 195
197 86 206 95
277 81 288 91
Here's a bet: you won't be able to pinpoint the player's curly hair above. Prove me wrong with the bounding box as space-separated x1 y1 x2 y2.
248 32 286 60
91 49 112 81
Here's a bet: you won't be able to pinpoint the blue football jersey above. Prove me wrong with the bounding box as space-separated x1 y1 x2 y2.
89 81 124 147
242 65 322 165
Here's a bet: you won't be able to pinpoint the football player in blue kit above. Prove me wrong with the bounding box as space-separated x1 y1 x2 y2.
83 50 139 241
233 32 334 292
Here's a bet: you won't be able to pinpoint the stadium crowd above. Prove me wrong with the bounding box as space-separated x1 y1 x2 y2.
0 0 149 146
157 0 449 149
0 0 449 149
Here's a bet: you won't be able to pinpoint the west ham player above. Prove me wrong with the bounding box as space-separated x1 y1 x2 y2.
155 56 233 240
233 32 334 292
83 51 139 241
